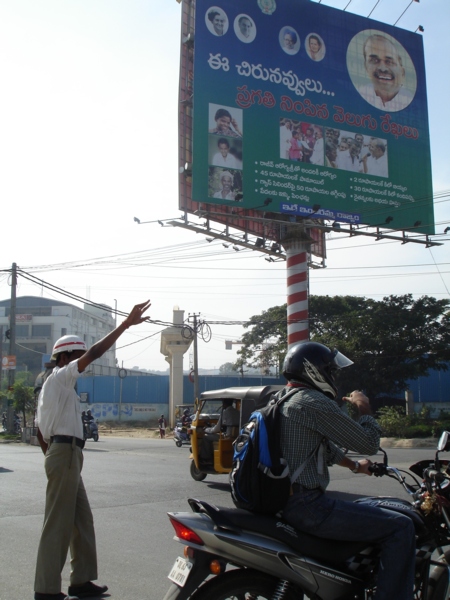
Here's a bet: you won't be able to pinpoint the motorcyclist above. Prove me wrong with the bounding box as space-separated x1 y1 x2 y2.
84 410 95 437
279 341 416 600
181 409 191 427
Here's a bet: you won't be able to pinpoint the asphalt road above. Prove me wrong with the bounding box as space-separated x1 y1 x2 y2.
0 437 439 600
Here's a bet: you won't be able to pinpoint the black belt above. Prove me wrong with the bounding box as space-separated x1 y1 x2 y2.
292 483 320 493
50 435 85 449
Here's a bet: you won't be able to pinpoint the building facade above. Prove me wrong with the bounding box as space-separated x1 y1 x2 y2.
0 296 116 377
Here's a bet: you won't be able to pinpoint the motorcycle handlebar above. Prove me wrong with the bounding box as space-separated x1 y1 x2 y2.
368 462 387 477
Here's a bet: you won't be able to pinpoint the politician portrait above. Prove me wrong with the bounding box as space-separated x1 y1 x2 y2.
234 14 257 43
347 30 417 112
205 7 229 37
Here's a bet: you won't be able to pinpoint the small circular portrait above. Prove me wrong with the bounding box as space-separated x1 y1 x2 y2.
305 33 326 62
205 7 228 37
279 26 300 55
234 14 257 43
347 29 417 112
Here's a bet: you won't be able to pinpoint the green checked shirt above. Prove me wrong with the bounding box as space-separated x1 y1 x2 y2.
279 387 381 492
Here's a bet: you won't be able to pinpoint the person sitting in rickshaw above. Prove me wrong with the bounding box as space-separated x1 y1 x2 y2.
199 399 239 465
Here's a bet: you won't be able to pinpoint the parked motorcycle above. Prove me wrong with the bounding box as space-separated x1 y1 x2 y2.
83 420 99 442
173 422 191 448
163 431 450 600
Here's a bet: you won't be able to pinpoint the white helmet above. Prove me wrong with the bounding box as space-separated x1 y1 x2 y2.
51 335 87 360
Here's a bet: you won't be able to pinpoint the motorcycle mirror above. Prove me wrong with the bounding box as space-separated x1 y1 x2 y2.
437 431 450 452
379 447 388 466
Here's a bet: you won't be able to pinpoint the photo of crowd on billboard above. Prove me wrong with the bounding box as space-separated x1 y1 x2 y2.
280 119 324 166
205 6 228 37
209 104 243 138
347 29 417 112
208 167 243 202
234 14 257 43
279 26 301 55
209 136 243 170
305 33 326 62
324 128 389 178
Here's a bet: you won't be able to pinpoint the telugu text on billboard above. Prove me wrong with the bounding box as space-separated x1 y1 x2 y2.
191 0 434 233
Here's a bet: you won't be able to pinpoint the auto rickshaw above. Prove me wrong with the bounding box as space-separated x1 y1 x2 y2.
189 385 283 481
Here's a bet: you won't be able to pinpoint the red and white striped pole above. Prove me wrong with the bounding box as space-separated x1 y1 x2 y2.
284 241 309 349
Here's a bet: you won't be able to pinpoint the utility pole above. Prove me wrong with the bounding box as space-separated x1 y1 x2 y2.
188 313 200 402
0 325 3 395
191 313 199 403
7 263 17 432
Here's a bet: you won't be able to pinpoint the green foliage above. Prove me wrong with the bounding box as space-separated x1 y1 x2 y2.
375 405 450 439
377 406 408 437
11 381 35 428
219 362 238 375
234 294 450 400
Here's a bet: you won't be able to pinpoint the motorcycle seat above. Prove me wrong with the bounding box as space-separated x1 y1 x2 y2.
190 499 374 567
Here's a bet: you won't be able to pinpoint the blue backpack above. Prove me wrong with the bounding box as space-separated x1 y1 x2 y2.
230 388 319 515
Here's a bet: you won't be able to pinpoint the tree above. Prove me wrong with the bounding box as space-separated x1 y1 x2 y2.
234 304 287 377
234 295 450 399
219 362 238 375
11 381 35 428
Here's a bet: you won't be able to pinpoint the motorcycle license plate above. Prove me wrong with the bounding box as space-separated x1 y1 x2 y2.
168 556 193 587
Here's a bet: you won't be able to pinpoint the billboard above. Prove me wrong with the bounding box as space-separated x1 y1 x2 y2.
189 0 434 234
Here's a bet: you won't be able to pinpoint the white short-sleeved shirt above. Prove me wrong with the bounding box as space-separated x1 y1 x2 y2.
36 359 84 442
365 153 388 178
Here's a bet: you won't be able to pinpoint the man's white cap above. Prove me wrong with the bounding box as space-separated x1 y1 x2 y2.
51 335 87 360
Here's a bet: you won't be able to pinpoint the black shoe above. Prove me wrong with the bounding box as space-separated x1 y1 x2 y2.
35 593 79 600
68 582 108 598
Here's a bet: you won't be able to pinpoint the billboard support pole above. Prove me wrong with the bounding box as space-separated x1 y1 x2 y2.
283 241 310 348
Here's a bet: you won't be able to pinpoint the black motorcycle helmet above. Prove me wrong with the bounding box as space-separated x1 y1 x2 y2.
282 341 353 399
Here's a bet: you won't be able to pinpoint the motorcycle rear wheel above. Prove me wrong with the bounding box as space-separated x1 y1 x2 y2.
176 440 183 447
190 569 303 600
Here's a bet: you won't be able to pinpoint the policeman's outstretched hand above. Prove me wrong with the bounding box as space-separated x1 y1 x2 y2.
123 300 151 328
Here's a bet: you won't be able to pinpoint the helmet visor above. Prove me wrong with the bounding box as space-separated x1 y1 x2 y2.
332 349 354 369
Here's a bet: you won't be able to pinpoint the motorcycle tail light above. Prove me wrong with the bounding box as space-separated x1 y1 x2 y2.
169 517 204 546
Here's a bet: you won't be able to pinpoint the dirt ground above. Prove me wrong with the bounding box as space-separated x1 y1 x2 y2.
97 422 437 448
98 422 173 439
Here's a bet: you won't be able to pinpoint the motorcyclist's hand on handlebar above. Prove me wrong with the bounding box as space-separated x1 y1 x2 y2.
342 390 372 416
357 459 374 476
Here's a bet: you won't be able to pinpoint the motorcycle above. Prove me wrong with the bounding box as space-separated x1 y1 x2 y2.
13 417 22 435
173 422 191 448
163 431 450 600
83 420 99 442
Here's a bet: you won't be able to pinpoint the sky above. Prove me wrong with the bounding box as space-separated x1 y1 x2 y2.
0 0 449 374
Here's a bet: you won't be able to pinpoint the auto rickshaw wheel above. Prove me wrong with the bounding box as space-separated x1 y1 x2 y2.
190 460 207 481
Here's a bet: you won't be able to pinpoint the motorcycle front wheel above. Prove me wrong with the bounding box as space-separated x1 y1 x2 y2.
176 440 183 447
190 569 303 600
427 554 450 600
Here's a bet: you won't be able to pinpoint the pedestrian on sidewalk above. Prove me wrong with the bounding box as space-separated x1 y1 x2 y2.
158 414 167 439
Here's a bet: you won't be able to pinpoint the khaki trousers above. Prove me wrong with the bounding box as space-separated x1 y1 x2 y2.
34 442 98 594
